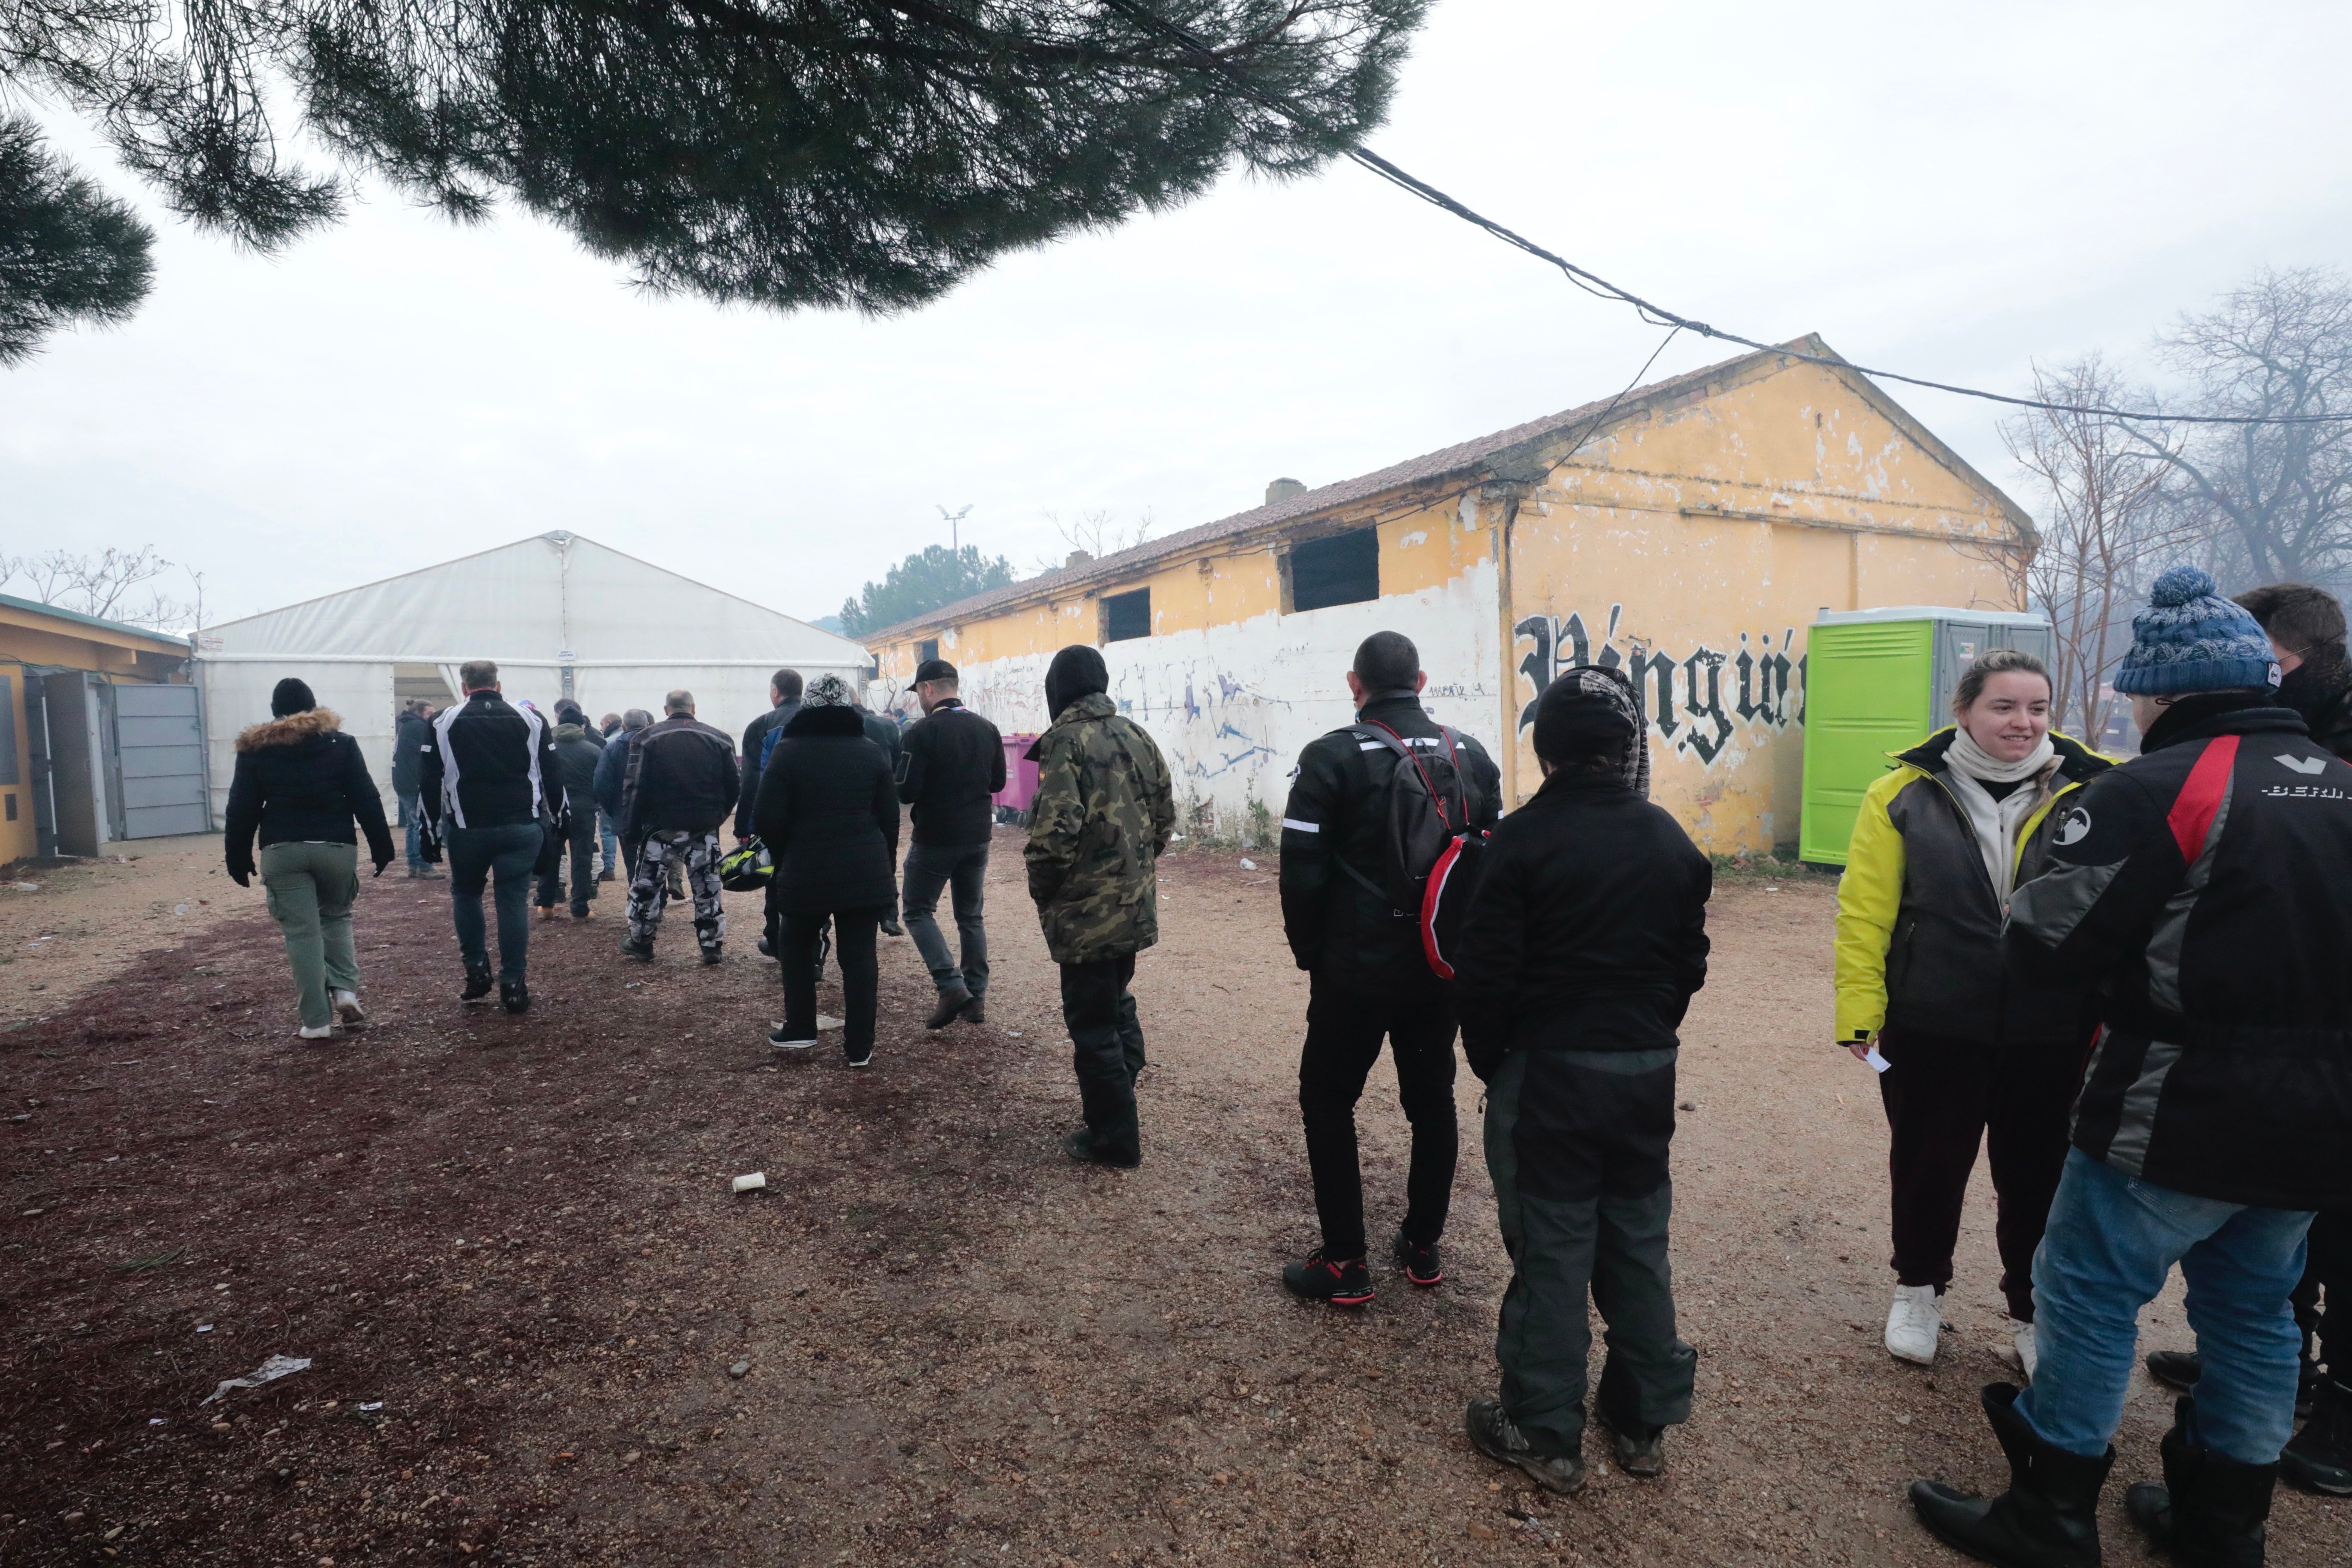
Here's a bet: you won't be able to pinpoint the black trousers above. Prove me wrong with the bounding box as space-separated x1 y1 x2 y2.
1298 981 1460 1260
1060 953 1145 1159
535 812 598 913
780 907 882 1057
2292 1210 2349 1370
1876 1024 2081 1321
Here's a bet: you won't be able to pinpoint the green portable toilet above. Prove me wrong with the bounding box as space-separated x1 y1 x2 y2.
1798 606 2055 866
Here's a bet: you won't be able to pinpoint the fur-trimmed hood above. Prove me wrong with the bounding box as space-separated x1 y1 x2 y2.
235 707 344 752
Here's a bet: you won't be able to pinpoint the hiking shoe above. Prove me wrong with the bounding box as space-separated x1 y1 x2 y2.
571 907 594 920
298 1022 336 1041
880 916 906 937
1391 1230 1443 1286
1283 1249 1374 1307
1464 1400 1586 1495
700 944 724 966
767 1027 818 1051
331 988 366 1025
1598 1413 1667 1478
500 979 530 1015
596 869 616 883
460 963 495 1001
844 1044 874 1069
2284 1377 2352 1496
536 904 560 921
959 994 987 1025
1885 1283 1941 1365
927 985 974 1030
2147 1349 2202 1394
619 936 655 962
757 935 775 958
1062 1127 1141 1168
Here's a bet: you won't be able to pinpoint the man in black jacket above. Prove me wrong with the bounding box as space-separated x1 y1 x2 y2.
737 669 802 958
855 697 907 937
392 699 441 879
535 713 606 920
618 689 740 964
1277 631 1502 1308
897 658 1006 1028
418 659 566 1014
1451 665 1708 1495
1913 568 2352 1568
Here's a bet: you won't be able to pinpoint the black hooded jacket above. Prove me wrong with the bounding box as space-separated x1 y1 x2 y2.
622 712 739 836
2008 692 2352 1209
223 708 396 882
753 704 900 915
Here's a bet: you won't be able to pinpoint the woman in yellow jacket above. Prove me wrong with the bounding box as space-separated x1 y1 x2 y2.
1834 648 2111 1376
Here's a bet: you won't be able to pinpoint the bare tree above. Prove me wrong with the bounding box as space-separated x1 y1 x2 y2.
2001 356 2190 738
2137 267 2352 587
1033 508 1156 575
0 544 199 628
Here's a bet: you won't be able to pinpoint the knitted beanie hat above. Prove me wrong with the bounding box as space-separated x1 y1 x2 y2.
2113 566 2280 696
270 677 316 717
803 673 856 708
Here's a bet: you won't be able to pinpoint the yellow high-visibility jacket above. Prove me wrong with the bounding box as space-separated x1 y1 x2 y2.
1833 727 2112 1047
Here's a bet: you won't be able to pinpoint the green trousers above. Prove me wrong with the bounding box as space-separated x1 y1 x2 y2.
259 841 360 1029
1484 1048 1697 1453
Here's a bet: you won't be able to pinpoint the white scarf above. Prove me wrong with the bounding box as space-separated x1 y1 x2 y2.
1942 729 2057 905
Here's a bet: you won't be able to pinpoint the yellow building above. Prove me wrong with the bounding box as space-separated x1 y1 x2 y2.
866 338 2032 854
1 596 203 863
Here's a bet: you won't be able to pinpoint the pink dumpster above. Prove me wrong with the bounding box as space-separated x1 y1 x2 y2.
995 733 1042 821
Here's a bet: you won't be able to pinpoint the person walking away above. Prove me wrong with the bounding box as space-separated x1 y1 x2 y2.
535 710 606 920
1911 566 2352 1568
593 712 623 876
754 674 899 1066
896 658 1005 1028
224 679 397 1039
857 696 909 936
737 669 804 959
1025 646 1174 1167
616 690 738 965
1450 667 1709 1493
593 709 652 879
1834 649 2112 1375
392 699 442 879
1276 630 1501 1307
419 659 566 1014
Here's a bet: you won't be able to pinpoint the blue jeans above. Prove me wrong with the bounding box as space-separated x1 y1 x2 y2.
599 810 618 878
2020 1148 2314 1465
902 839 990 996
398 791 425 871
446 822 543 983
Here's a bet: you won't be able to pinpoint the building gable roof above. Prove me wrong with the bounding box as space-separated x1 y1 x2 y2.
867 335 2030 643
0 592 191 655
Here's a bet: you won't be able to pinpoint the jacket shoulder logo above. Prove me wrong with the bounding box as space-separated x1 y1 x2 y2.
2054 805 2093 846
2275 754 2328 775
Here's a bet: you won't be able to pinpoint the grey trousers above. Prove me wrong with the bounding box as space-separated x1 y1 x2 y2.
1484 1048 1696 1453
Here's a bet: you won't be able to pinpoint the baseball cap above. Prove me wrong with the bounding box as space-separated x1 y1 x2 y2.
907 657 958 690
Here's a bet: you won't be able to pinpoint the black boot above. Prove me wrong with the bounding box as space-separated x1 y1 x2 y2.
1910 1383 2112 1568
460 962 495 1001
2148 1349 2203 1394
2125 1397 2277 1567
2281 1376 2352 1497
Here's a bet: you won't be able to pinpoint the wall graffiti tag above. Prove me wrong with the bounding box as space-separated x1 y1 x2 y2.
1514 606 1805 766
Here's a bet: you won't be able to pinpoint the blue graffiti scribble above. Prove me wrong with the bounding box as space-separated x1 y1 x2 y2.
1185 681 1199 720
1189 745 1278 779
1218 673 1246 701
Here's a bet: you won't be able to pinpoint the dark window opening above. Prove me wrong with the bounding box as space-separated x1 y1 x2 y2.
1289 527 1380 612
1104 588 1151 643
916 638 939 665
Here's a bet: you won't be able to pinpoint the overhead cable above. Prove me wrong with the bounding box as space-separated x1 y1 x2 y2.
1101 0 2352 428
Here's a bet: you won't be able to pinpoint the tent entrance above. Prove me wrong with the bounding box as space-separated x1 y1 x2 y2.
394 664 459 710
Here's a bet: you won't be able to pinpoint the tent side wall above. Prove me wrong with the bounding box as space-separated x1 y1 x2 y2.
198 659 398 826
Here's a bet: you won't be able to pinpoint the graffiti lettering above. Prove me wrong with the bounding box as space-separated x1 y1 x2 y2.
1513 607 1806 766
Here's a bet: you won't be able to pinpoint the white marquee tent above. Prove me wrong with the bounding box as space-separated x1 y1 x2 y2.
195 532 869 816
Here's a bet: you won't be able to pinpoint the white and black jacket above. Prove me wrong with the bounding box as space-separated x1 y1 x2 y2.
2007 692 2352 1210
419 692 566 832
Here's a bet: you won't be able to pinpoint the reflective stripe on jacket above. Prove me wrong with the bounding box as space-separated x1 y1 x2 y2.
1833 727 2110 1046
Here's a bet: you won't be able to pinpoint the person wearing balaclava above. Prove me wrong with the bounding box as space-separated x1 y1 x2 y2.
223 677 396 1040
1450 665 1710 1496
1913 565 2352 1568
1023 644 1175 1167
1833 648 2113 1381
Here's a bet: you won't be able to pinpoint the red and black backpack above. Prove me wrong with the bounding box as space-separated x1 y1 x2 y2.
1335 722 1492 980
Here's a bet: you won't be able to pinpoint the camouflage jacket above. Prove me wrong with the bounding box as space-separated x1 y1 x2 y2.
1023 692 1176 965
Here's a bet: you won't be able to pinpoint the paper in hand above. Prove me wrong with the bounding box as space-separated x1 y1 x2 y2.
1864 1045 1891 1074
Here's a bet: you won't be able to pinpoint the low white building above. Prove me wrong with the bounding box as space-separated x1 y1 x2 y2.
195 532 866 813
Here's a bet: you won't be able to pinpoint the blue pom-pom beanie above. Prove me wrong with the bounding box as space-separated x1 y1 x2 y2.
2112 566 2280 695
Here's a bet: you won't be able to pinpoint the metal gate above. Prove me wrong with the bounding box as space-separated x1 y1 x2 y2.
108 682 210 839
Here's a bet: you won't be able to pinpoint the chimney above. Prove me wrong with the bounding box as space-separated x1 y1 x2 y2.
1065 549 1094 569
1265 477 1306 506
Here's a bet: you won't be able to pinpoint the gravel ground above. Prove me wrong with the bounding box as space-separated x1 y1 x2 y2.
3 828 2347 1565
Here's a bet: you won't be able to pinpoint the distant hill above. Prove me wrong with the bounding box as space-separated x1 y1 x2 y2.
811 614 846 633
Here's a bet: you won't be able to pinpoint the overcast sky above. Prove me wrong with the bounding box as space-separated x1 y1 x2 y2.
7 0 2352 629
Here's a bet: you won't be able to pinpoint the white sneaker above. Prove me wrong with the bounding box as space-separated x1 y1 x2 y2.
332 989 365 1024
1885 1283 1942 1365
767 1027 817 1051
2014 1323 2039 1381
298 1023 335 1041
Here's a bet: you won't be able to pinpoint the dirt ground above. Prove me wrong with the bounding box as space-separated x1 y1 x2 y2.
4 829 2348 1566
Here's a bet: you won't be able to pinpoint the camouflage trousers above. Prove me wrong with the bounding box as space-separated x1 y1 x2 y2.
625 829 726 953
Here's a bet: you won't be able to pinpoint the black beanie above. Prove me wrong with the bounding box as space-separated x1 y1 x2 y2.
1044 645 1109 720
270 677 317 717
1533 667 1637 765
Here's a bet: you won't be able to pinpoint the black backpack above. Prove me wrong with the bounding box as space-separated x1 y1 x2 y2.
1337 722 1491 978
